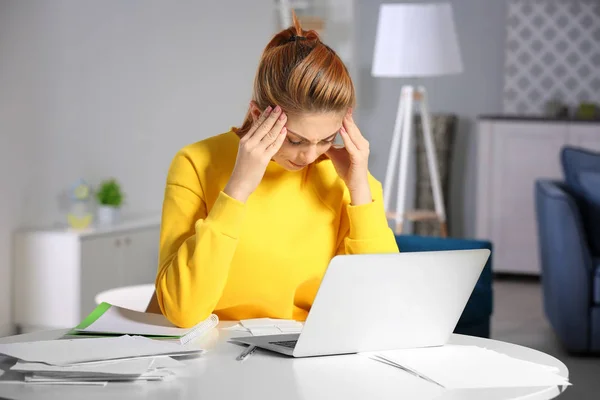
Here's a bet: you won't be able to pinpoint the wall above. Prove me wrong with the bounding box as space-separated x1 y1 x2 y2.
503 0 600 115
0 0 275 335
0 0 41 337
355 0 508 238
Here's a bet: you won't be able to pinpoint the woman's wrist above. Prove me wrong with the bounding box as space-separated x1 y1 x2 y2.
223 179 250 204
348 179 372 206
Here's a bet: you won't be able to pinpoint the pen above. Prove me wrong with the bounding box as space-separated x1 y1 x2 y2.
371 355 445 388
236 345 257 362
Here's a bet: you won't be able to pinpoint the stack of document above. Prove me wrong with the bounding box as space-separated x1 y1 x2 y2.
365 345 571 389
0 335 203 386
225 318 303 336
11 356 184 386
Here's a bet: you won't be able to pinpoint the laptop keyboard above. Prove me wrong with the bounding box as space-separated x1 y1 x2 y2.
269 340 298 349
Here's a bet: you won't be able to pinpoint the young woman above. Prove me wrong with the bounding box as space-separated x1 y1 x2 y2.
153 14 399 328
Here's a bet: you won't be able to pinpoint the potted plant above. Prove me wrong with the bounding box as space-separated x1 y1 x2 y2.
95 178 124 226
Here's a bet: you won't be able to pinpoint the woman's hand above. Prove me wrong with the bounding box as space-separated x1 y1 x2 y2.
326 109 372 206
224 106 287 203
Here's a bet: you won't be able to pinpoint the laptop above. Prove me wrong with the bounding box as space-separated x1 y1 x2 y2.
231 249 490 358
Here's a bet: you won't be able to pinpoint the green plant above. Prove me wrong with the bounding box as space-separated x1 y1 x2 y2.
95 178 124 207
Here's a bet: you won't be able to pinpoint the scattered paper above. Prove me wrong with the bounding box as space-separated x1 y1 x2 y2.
0 335 204 366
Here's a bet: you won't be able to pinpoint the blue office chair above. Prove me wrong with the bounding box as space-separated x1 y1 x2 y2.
395 234 494 338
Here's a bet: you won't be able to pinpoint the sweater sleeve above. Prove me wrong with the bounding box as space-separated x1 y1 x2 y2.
155 152 245 328
335 173 399 255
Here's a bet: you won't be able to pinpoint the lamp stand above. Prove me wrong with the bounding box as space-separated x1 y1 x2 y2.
383 85 447 237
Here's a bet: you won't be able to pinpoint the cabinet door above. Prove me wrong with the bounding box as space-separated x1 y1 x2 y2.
80 235 123 318
120 227 160 287
567 124 600 153
489 122 567 274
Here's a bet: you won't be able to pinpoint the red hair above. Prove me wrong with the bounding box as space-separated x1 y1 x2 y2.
237 11 355 136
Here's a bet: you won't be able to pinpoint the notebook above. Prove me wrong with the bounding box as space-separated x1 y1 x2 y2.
68 302 219 345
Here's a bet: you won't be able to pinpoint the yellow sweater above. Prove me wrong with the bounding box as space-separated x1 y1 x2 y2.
155 129 399 328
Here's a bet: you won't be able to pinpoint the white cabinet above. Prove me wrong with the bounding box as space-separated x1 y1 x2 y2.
475 118 600 275
567 125 600 152
14 217 160 332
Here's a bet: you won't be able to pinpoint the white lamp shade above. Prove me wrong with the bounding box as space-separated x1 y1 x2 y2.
371 3 463 78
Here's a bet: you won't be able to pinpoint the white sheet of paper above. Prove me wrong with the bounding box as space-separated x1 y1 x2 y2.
24 369 174 383
272 320 303 328
239 318 303 336
223 325 302 335
369 345 570 389
151 356 186 369
0 335 203 366
249 327 282 336
278 326 303 334
241 318 302 328
222 324 248 332
24 378 108 386
294 354 445 400
11 357 154 376
240 318 274 328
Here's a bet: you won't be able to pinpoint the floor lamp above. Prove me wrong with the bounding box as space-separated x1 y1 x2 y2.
371 3 463 236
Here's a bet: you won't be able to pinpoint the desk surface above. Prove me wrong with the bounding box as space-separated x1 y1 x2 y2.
0 322 568 400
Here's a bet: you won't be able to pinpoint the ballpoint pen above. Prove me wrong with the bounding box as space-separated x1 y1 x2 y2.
236 345 257 362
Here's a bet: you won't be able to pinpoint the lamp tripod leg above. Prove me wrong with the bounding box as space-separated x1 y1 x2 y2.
395 86 415 234
417 86 448 237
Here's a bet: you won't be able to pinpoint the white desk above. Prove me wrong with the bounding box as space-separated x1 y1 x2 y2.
0 322 569 400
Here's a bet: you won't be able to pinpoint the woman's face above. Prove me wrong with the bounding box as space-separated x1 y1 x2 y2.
249 102 344 171
275 111 344 170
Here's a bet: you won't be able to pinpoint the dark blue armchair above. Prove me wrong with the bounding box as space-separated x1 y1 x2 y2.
534 146 600 354
395 234 493 338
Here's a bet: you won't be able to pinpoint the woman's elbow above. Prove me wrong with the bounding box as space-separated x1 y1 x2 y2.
159 293 213 328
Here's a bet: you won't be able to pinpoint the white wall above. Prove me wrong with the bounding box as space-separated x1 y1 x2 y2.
0 0 275 335
355 0 508 238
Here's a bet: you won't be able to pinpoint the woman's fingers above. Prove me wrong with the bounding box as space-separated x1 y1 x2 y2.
266 127 287 156
260 111 287 148
343 110 368 150
339 126 358 154
245 106 272 140
248 105 283 145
